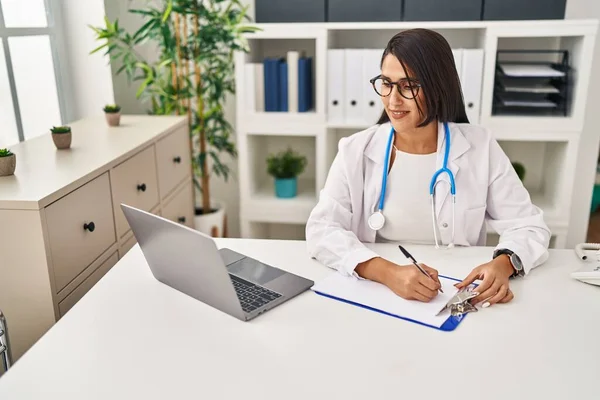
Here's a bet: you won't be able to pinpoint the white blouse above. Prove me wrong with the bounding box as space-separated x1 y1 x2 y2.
377 149 439 244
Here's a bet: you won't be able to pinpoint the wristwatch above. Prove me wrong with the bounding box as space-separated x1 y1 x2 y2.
493 249 524 278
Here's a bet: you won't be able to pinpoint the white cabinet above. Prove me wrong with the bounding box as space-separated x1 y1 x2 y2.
0 115 193 361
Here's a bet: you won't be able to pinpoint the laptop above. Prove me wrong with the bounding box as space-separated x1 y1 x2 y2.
121 204 314 321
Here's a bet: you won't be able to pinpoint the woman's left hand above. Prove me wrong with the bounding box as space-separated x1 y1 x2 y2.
455 255 515 307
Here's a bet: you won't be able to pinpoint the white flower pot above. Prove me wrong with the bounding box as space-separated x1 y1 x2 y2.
194 198 226 237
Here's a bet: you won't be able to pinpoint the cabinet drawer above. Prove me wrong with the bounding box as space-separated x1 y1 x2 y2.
162 182 194 229
118 205 161 258
45 172 116 292
59 252 118 317
111 145 160 238
156 127 191 198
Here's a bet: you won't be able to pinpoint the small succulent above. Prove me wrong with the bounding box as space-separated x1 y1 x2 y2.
0 148 14 157
51 126 71 134
103 104 121 113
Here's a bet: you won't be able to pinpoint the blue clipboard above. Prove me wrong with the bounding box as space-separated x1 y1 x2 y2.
312 275 473 332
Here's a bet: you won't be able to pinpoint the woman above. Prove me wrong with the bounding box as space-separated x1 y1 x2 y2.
305 29 550 308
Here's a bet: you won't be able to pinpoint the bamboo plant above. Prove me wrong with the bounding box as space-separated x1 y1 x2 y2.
90 0 258 214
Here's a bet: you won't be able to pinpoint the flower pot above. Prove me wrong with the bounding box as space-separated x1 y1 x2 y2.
105 112 121 127
194 198 227 237
274 177 297 198
0 154 16 177
52 132 72 149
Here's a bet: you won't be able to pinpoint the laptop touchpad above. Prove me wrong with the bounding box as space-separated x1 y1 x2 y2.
227 257 285 285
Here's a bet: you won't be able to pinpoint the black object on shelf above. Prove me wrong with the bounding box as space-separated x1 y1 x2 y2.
483 0 566 21
404 0 482 21
255 0 326 23
328 0 402 22
492 50 571 118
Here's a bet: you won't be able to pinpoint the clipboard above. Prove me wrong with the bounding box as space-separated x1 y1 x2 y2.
311 274 471 332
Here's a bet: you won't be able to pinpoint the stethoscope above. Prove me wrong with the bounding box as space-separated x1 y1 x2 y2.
368 122 456 249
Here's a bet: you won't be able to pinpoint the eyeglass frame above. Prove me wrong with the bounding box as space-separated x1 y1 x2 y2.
369 75 423 100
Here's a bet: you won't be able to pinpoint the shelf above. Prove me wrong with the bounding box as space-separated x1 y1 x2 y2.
244 179 317 224
243 112 325 136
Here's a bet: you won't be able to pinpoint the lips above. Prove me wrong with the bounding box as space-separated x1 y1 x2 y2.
389 110 409 119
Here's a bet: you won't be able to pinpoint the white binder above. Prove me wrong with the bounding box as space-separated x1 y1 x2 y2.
362 49 384 126
244 64 256 112
343 49 365 126
287 51 299 113
327 49 345 124
254 63 264 112
460 49 484 125
452 49 463 83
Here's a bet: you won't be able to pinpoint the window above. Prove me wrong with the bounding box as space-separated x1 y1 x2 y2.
0 0 65 147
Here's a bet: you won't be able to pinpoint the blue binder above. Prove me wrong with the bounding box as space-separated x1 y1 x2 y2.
312 275 472 332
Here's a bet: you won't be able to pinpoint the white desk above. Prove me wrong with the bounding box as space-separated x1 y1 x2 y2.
0 239 598 399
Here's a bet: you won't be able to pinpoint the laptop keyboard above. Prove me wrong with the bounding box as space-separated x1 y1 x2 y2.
230 274 282 314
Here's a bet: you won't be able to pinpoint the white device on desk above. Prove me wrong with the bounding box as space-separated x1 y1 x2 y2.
572 243 600 286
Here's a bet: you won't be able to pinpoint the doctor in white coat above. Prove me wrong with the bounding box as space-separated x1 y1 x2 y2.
306 29 551 307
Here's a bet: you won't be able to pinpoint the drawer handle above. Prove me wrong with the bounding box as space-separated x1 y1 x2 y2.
177 216 186 223
137 183 147 192
173 156 182 164
83 222 96 232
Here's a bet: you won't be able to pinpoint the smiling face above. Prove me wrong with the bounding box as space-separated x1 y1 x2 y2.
379 54 426 133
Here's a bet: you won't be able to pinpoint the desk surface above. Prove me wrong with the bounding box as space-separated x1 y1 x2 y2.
0 239 598 399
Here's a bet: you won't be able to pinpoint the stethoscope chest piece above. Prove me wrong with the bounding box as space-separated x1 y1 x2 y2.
368 210 385 231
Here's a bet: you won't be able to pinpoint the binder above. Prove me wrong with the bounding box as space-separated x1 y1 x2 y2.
287 51 299 113
298 57 313 112
280 61 288 112
460 49 484 125
344 49 365 125
452 48 463 80
311 274 470 332
327 49 345 124
362 49 384 125
254 63 264 112
244 63 256 112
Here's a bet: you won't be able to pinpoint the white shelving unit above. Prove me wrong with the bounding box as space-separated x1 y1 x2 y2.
235 19 599 248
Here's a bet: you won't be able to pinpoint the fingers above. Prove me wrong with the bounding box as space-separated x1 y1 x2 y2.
417 272 440 292
410 291 432 303
472 278 500 305
498 289 514 304
421 264 441 287
484 284 508 307
414 283 437 301
455 267 481 289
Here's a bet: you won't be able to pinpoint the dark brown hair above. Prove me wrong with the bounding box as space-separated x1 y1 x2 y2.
376 29 469 127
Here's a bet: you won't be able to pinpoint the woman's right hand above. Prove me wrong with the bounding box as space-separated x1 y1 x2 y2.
356 257 441 302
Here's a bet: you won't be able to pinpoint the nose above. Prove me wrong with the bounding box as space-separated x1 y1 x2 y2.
388 85 404 108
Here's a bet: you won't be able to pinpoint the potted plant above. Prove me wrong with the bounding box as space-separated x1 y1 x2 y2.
512 162 526 181
103 104 121 126
0 148 16 177
267 148 307 198
91 0 259 237
50 126 72 149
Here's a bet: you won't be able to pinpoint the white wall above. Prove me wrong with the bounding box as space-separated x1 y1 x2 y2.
57 0 115 121
565 0 600 246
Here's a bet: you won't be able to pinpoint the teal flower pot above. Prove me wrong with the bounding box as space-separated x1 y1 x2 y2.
274 178 297 198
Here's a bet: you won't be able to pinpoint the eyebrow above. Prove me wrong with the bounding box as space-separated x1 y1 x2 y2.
380 74 416 82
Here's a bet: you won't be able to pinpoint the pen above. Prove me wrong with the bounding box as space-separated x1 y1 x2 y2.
398 245 443 293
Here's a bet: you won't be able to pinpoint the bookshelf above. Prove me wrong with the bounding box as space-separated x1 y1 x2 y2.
235 19 599 248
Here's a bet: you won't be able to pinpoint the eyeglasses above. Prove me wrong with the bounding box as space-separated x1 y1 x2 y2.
369 75 422 99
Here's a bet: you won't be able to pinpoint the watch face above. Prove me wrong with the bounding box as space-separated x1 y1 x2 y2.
510 253 524 272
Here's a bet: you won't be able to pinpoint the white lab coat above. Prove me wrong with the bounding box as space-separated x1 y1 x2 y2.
306 121 551 277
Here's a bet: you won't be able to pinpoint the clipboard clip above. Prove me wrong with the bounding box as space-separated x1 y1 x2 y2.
437 284 479 317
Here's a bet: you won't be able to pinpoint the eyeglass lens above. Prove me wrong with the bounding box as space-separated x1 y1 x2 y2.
372 78 419 99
